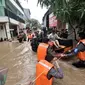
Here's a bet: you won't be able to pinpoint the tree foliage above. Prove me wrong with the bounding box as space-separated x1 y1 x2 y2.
26 19 41 30
38 0 85 40
38 0 85 28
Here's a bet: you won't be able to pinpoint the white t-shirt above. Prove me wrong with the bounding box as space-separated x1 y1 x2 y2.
48 33 60 40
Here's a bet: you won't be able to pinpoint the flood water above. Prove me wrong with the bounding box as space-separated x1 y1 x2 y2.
0 41 85 85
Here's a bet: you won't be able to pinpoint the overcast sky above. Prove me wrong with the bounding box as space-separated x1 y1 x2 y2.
19 0 47 23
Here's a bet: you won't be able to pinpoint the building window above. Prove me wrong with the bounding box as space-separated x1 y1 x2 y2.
14 0 17 2
0 0 2 4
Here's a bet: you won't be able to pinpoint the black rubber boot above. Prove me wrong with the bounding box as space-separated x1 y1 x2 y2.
72 60 85 68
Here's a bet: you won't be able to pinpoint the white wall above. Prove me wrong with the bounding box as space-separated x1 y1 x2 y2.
0 16 25 39
0 17 8 23
5 23 11 39
0 25 6 39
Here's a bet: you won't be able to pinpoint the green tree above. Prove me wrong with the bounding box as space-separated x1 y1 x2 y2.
38 0 85 40
26 19 41 30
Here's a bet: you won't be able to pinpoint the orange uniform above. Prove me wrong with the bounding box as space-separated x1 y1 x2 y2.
37 43 49 61
77 39 85 61
28 34 33 39
36 60 53 85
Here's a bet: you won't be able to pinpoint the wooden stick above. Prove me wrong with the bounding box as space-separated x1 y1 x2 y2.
32 70 45 83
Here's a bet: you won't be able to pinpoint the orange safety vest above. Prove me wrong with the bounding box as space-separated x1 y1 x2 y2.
77 39 85 61
36 60 53 85
37 43 49 61
28 34 33 39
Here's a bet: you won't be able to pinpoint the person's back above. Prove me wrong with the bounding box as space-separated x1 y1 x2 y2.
17 33 23 43
36 60 63 85
23 33 26 41
37 37 58 62
31 37 39 52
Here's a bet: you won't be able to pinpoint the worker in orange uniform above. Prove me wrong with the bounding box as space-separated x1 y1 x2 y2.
28 33 33 41
36 60 63 85
56 31 85 68
37 37 64 62
37 38 55 62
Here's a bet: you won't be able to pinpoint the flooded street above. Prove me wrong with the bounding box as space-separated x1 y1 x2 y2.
0 41 85 85
0 41 37 85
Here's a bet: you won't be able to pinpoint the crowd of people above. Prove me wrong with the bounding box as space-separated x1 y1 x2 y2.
28 27 85 68
27 26 85 85
17 31 26 43
2 25 85 69
31 27 85 85
16 27 85 85
0 26 85 85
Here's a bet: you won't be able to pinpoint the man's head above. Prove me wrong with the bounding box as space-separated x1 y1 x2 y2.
52 28 56 33
42 37 49 43
78 31 85 39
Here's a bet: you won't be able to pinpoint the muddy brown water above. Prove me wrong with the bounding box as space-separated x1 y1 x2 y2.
0 41 85 85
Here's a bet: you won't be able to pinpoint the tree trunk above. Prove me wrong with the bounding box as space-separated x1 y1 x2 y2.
68 19 78 41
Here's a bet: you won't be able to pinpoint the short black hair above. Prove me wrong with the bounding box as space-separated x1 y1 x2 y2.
78 31 85 39
42 38 49 43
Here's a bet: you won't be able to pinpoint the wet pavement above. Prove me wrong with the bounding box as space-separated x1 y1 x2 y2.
0 41 85 85
0 41 37 85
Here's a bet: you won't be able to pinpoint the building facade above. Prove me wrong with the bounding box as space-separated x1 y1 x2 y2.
0 0 25 40
43 9 76 40
43 9 67 30
23 8 31 20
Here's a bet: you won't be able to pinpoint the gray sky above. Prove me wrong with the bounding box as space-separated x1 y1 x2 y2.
19 0 47 23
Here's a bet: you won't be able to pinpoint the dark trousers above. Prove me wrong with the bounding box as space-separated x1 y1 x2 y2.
72 60 85 68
